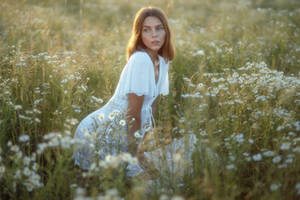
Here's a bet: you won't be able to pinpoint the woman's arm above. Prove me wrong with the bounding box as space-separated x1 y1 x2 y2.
126 93 144 156
151 97 158 116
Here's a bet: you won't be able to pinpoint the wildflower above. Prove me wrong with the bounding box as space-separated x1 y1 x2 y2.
293 121 300 131
192 50 205 56
14 169 21 179
109 112 115 120
296 182 300 190
23 156 31 165
235 134 244 143
84 132 91 139
183 77 190 82
252 153 262 161
25 110 33 115
89 143 95 150
200 131 207 136
174 152 182 163
171 195 184 200
197 83 204 89
14 105 22 110
278 164 287 168
19 114 31 121
263 150 275 157
134 131 143 139
90 132 98 139
270 183 281 191
68 118 79 125
90 163 97 171
70 183 77 188
23 167 32 176
30 153 37 161
112 109 120 115
245 157 251 162
105 155 120 168
121 153 138 164
43 132 56 140
288 131 295 136
272 155 282 163
160 194 169 200
226 164 236 170
119 119 126 126
32 163 38 171
255 95 267 102
285 157 293 164
48 138 59 147
295 182 300 194
276 126 285 131
37 143 47 154
96 113 105 123
75 187 86 196
242 152 249 157
280 142 291 150
19 134 30 142
144 124 152 132
33 108 41 114
229 155 235 161
10 145 20 152
105 188 119 196
0 166 5 174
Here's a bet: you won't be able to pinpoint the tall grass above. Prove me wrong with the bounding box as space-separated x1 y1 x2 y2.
0 0 299 199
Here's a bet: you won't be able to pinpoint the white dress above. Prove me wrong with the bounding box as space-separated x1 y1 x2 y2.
73 51 169 175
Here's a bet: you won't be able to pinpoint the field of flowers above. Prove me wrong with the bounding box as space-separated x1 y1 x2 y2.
0 0 299 199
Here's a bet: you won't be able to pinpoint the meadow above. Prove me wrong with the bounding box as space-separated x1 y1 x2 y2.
0 0 300 199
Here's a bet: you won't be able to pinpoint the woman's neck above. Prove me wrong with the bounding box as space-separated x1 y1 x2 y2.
145 48 158 61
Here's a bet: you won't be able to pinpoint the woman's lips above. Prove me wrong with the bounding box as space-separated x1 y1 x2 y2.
151 41 160 45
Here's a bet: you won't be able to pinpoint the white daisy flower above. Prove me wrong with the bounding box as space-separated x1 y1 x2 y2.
112 110 120 115
252 153 262 161
98 113 105 121
19 134 30 142
270 183 281 191
272 155 282 163
109 112 115 120
119 120 126 126
134 131 143 139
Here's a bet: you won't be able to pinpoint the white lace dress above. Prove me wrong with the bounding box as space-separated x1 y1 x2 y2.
73 51 170 175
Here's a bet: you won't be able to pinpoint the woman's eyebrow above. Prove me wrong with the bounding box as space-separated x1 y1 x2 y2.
143 24 164 28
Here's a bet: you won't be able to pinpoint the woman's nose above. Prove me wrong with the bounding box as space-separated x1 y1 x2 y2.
151 30 158 37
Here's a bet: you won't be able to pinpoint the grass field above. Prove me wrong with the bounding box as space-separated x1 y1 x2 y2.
0 0 300 199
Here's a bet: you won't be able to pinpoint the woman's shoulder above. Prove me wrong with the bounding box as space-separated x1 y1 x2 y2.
159 55 168 66
129 51 152 63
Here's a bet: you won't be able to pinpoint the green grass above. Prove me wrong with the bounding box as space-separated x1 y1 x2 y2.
0 0 299 199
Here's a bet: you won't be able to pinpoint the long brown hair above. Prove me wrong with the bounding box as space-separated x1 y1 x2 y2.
126 7 175 62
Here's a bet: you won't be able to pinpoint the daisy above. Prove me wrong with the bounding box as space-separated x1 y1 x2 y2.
98 113 105 121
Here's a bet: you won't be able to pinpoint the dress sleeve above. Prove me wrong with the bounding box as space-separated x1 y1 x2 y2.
159 62 169 96
121 52 155 97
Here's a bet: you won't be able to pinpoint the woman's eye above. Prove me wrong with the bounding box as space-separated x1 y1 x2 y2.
157 27 164 31
143 29 150 33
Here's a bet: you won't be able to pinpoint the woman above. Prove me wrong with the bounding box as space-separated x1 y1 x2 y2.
73 7 175 177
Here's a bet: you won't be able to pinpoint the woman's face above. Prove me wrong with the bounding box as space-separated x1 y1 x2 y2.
141 16 166 54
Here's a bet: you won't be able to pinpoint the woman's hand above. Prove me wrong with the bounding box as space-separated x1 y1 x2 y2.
139 129 173 152
127 93 144 156
137 150 160 179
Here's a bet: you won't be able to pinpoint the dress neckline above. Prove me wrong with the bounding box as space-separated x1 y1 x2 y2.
141 50 162 88
154 57 161 86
